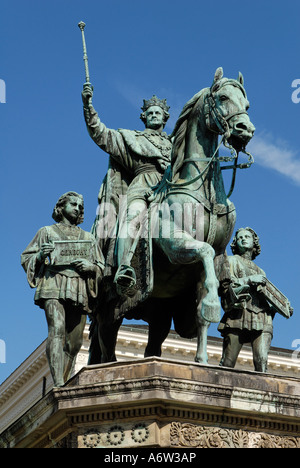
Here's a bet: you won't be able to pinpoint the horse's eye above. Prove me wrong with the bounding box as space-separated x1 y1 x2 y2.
219 95 228 102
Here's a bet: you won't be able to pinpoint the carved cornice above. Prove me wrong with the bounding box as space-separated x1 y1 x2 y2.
54 372 300 423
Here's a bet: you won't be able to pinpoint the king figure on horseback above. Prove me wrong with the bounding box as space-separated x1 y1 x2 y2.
82 86 172 297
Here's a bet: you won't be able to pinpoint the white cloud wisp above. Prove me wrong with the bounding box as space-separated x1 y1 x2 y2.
247 133 300 185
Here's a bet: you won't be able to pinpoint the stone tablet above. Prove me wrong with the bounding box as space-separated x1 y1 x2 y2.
257 279 291 319
50 240 94 266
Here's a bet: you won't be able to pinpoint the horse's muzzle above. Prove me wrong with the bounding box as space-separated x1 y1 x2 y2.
229 118 255 149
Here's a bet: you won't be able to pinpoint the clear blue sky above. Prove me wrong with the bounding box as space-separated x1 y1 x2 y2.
1 0 300 383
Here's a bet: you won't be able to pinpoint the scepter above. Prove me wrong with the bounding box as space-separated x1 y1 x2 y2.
78 21 91 86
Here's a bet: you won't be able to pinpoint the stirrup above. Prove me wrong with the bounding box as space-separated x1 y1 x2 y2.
114 265 136 296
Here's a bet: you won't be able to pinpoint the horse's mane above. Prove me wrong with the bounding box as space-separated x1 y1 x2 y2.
170 76 247 179
170 88 208 178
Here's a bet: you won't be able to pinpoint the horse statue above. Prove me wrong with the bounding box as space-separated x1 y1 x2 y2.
90 67 255 365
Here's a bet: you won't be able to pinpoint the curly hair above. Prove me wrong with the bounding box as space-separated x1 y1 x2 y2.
52 191 84 225
230 227 261 259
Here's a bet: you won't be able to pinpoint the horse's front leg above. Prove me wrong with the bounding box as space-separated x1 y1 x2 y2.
195 312 210 364
194 275 214 363
161 235 220 323
199 243 221 323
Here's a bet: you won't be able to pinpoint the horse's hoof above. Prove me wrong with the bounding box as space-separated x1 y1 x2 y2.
195 355 208 364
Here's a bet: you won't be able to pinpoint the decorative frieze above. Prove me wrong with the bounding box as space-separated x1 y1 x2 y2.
48 419 300 449
170 422 300 448
77 422 154 448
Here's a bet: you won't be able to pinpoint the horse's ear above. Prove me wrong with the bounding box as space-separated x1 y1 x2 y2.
238 72 244 86
214 67 223 83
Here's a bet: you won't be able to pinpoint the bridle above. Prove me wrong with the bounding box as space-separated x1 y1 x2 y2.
205 80 249 140
167 80 254 197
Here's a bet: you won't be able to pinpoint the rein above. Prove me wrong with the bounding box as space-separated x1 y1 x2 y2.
167 83 254 197
166 136 224 188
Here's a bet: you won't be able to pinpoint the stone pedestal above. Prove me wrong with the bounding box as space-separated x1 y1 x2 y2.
1 357 300 448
